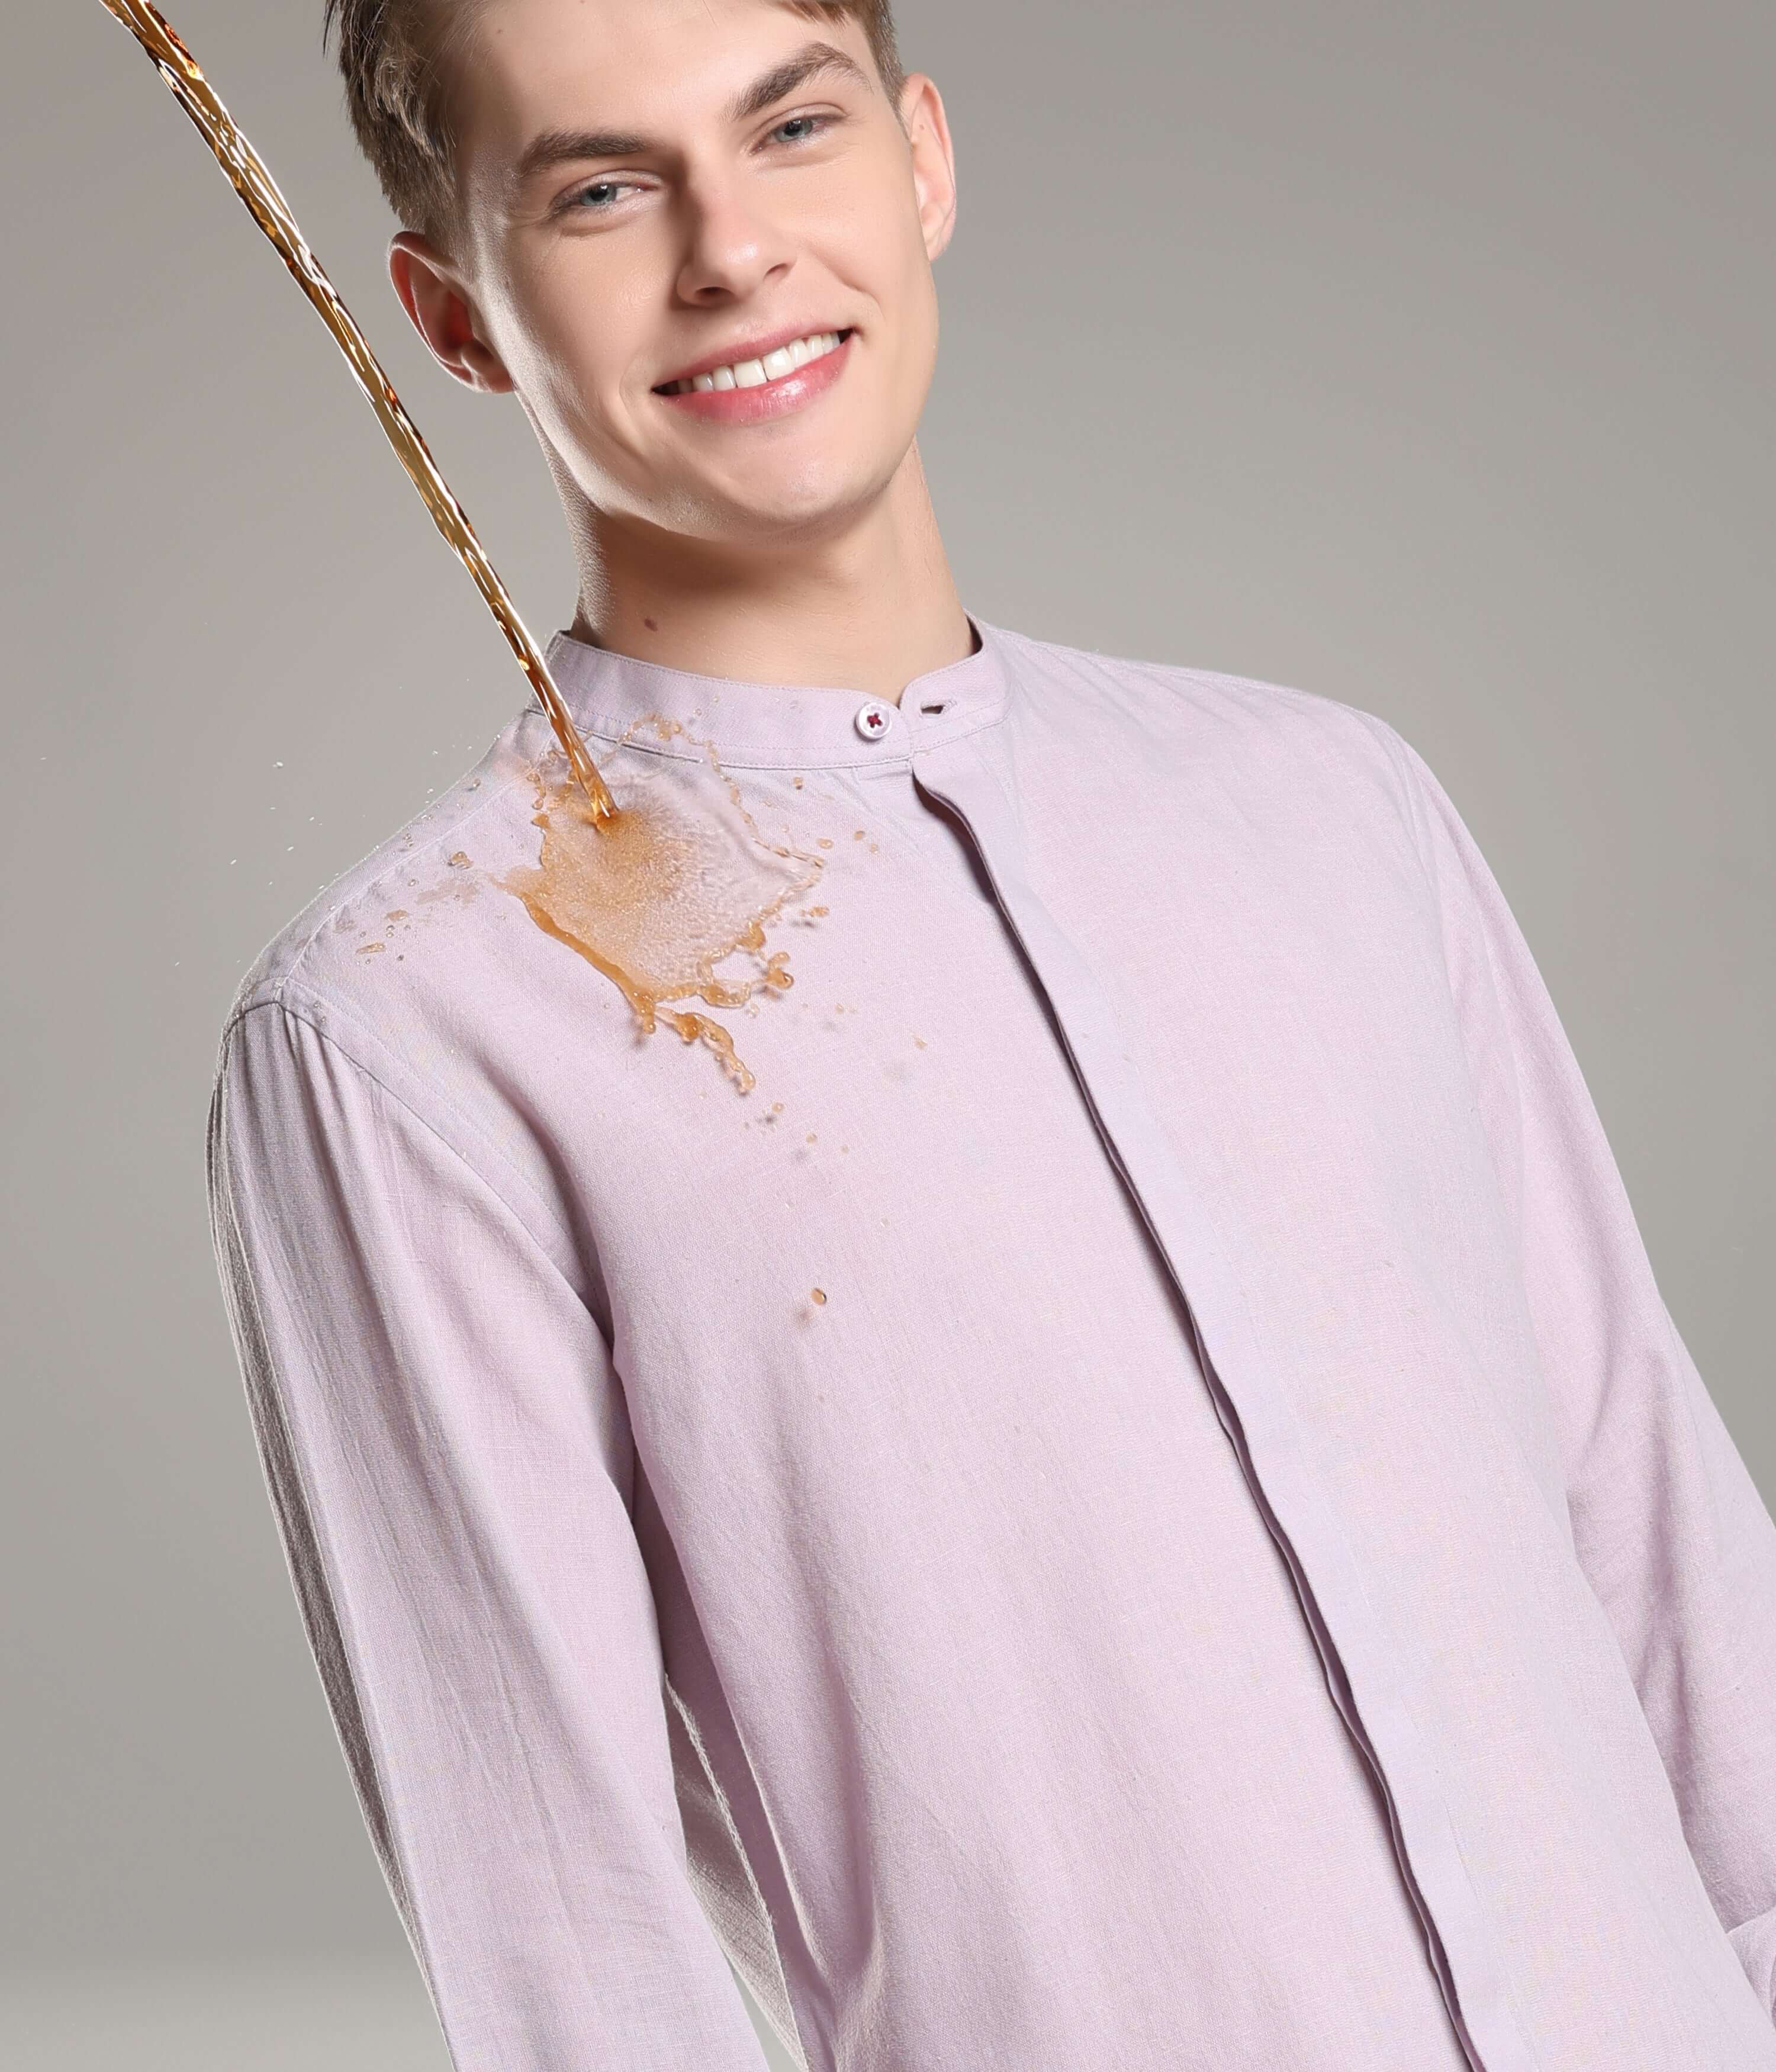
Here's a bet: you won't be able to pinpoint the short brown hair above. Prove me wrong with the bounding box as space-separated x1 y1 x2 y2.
322 0 906 253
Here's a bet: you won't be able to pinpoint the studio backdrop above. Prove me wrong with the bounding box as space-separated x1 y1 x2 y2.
2 4 1769 2066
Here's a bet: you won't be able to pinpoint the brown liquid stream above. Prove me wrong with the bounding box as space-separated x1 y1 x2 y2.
108 0 835 1088
501 720 825 1094
97 0 615 824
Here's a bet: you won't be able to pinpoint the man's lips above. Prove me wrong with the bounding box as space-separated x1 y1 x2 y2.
653 323 854 391
654 329 857 426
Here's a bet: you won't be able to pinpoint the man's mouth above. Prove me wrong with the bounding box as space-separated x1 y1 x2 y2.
655 329 854 397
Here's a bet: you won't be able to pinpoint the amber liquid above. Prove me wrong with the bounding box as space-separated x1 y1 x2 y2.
502 720 825 1093
96 0 614 823
105 0 829 1088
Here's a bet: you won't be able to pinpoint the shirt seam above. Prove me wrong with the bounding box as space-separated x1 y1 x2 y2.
208 1088 460 2048
237 758 541 1029
224 993 593 1312
1341 706 1431 859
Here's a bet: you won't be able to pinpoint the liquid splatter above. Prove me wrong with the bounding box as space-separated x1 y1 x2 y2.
500 719 822 1093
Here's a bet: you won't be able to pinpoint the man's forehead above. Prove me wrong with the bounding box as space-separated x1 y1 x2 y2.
464 0 863 110
459 0 873 177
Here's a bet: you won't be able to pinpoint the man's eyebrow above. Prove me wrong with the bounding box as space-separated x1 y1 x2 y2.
509 41 871 190
727 40 872 127
511 127 651 188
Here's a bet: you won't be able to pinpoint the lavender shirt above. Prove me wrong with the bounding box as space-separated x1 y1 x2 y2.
208 616 1776 2070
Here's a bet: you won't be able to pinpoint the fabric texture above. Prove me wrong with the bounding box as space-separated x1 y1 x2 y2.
207 615 1776 2070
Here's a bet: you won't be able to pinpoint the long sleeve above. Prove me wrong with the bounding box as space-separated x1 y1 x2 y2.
1391 730 1776 2022
207 999 773 2070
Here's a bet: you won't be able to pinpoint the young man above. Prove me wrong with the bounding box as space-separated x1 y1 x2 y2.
207 2 1776 2067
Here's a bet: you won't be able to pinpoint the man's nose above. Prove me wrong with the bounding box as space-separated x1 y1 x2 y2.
673 181 795 304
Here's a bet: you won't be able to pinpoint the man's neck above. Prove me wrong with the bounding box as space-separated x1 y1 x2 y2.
562 442 975 706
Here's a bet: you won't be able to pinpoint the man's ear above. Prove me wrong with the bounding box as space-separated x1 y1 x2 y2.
387 231 516 394
898 73 959 264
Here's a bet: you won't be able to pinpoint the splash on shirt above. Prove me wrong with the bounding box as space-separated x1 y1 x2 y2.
500 717 825 1093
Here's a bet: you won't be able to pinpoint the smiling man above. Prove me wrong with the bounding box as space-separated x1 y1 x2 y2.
207 4 1776 2070
377 0 968 693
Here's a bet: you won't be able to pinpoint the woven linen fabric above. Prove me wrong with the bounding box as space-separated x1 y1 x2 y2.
208 615 1776 2070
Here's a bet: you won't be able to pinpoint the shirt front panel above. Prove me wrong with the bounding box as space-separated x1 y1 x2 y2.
221 618 1776 2071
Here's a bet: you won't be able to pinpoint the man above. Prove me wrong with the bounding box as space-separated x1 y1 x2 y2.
207 2 1776 2067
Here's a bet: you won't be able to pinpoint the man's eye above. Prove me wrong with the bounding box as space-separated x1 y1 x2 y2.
768 113 833 146
564 178 630 214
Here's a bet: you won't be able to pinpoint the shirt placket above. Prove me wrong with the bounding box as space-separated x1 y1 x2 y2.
908 716 1541 2072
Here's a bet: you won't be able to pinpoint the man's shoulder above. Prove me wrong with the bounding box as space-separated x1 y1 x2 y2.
995 621 1419 792
219 720 543 1065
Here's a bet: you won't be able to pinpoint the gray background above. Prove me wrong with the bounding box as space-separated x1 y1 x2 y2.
3 2 1769 2065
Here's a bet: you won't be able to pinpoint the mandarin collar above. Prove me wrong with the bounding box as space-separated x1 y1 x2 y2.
540 612 1012 771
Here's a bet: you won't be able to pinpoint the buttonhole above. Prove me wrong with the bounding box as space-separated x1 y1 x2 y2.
921 702 948 715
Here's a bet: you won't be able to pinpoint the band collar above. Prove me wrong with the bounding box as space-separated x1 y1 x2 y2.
539 611 1013 772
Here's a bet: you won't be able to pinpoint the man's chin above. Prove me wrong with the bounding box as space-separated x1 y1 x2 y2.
691 472 893 548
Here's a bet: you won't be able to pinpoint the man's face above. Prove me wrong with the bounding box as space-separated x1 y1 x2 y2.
442 0 956 545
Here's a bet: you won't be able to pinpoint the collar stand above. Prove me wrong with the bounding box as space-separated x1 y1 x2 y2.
539 612 1012 771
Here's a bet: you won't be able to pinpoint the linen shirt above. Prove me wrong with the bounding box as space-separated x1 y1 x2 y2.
207 614 1776 2071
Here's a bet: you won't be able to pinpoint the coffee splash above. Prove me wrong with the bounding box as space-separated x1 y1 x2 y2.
98 0 615 825
502 721 825 1093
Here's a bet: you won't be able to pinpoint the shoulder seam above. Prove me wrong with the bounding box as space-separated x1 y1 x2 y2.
221 993 591 1310
235 754 539 1029
1340 705 1439 888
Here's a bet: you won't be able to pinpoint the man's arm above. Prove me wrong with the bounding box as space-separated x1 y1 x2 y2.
207 999 776 2070
1386 725 1776 2021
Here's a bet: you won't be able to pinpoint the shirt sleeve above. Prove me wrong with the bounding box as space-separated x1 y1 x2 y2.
1389 729 1776 2024
206 999 775 2070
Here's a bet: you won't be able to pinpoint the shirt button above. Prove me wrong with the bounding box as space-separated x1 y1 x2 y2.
854 699 895 742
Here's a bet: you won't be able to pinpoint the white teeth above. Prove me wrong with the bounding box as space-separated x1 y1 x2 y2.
664 330 846 395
